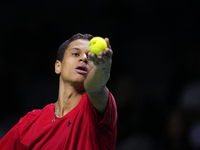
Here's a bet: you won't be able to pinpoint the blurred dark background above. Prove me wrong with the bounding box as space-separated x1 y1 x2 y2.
1 0 200 149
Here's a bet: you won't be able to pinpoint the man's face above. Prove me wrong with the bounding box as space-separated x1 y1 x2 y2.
55 39 94 84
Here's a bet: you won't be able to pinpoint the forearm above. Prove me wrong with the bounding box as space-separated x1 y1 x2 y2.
84 37 112 114
84 66 110 93
84 66 110 115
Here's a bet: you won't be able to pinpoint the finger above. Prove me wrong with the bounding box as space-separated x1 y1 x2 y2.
98 51 111 63
88 52 96 60
104 48 113 58
89 52 103 65
104 38 111 49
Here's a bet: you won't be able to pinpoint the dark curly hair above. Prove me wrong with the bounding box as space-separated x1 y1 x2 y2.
56 33 93 61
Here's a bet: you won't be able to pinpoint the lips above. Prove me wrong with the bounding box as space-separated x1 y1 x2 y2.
75 64 88 75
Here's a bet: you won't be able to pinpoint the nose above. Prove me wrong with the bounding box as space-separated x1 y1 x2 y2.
79 53 88 63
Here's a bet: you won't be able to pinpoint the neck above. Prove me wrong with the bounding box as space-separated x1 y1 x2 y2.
56 80 85 117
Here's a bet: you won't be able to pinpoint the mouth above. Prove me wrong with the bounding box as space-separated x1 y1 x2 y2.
75 64 88 75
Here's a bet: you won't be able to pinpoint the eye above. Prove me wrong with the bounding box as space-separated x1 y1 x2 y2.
72 53 79 56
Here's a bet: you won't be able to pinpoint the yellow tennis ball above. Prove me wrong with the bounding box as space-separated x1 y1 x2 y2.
89 37 107 55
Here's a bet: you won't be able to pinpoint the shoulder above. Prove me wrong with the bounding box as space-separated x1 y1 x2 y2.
82 92 116 111
19 103 54 124
82 92 117 128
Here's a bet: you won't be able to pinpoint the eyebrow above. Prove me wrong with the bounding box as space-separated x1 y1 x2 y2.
69 47 81 51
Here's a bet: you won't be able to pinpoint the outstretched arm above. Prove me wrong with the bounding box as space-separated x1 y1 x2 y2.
84 38 113 115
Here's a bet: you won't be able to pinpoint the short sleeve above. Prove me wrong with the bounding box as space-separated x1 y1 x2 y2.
0 122 24 150
86 92 118 128
0 109 41 150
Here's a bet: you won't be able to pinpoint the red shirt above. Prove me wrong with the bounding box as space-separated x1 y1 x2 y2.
0 93 117 150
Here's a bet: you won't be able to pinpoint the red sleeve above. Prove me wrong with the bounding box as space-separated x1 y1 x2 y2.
0 109 41 150
86 92 118 128
0 123 24 150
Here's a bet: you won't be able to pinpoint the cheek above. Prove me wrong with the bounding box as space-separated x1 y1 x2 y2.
62 58 73 70
61 62 72 75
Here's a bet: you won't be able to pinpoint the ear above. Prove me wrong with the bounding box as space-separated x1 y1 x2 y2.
55 60 61 74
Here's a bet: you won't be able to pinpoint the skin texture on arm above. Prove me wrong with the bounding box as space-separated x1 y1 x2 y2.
84 38 113 115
